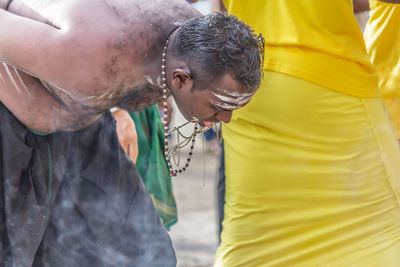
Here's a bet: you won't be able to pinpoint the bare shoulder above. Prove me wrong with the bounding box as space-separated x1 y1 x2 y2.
6 0 130 105
0 0 200 131
5 0 200 109
47 0 201 101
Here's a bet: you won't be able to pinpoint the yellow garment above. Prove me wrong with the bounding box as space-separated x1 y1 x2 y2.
223 0 379 97
216 71 400 267
364 1 400 138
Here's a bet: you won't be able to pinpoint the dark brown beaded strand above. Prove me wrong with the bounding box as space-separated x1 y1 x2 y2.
161 34 198 177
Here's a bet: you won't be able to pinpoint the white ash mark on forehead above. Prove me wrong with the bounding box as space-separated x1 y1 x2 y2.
212 93 253 105
214 87 256 98
208 88 254 110
209 99 240 111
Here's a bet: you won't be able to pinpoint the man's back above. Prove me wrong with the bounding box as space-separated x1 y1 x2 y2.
0 0 199 132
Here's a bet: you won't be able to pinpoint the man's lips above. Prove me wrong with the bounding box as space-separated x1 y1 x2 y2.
202 121 214 128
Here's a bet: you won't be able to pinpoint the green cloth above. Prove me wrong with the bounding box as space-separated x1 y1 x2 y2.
130 105 177 229
28 129 49 136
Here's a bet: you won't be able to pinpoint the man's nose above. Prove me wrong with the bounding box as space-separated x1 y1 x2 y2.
216 110 233 123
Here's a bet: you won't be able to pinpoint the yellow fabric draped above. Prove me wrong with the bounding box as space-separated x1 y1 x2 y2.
216 71 400 266
364 0 400 138
216 1 400 265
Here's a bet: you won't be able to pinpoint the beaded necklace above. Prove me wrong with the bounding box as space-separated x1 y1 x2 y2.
161 33 198 177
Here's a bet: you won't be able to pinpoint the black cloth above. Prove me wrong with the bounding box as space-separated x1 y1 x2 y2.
0 103 176 267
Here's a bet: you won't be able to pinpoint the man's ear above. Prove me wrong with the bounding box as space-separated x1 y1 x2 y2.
171 68 193 90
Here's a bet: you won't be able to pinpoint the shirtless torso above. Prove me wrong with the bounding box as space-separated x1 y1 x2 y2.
0 0 199 132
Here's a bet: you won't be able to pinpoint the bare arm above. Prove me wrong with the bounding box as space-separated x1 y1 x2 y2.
0 63 101 132
0 9 65 78
0 4 101 96
0 5 100 132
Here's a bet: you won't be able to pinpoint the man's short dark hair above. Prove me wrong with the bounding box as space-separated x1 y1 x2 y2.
172 12 264 91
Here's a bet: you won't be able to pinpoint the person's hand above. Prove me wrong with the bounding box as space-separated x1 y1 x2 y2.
113 109 139 164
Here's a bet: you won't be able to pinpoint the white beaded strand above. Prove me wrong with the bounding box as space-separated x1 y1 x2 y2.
161 34 198 177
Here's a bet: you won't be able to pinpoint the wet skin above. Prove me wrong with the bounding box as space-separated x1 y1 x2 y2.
0 0 254 132
171 73 255 124
161 29 256 125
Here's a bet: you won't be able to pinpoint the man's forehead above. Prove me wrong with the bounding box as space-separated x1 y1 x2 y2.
203 73 257 110
208 88 255 111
